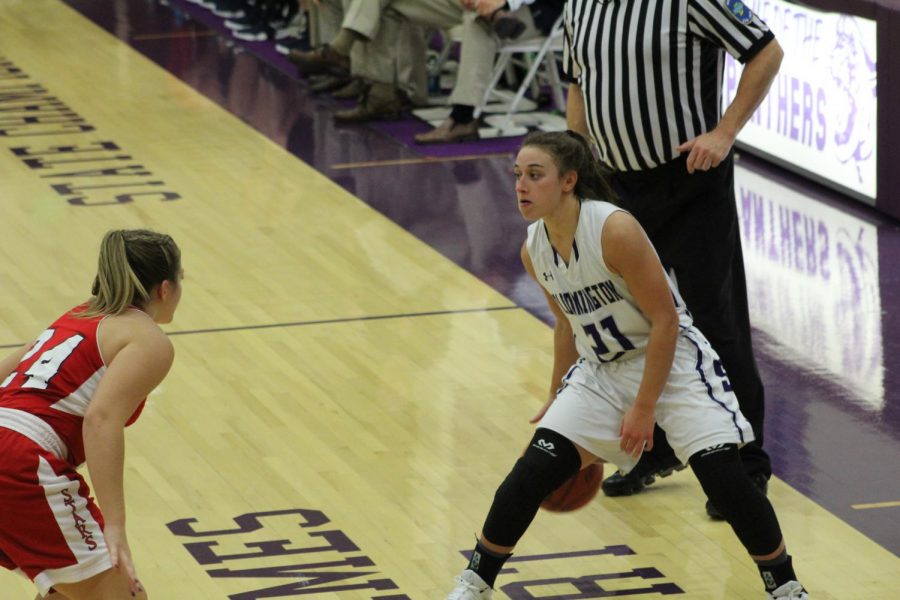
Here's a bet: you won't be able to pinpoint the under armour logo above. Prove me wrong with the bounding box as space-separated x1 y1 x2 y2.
761 570 776 590
537 439 555 450
542 272 553 281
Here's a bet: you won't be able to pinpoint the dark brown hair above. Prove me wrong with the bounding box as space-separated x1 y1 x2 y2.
521 130 617 202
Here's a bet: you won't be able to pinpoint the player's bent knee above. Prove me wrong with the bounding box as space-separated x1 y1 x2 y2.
509 428 582 499
482 428 581 546
689 444 783 555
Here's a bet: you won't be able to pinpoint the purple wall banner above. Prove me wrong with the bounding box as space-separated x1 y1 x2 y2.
724 1 878 204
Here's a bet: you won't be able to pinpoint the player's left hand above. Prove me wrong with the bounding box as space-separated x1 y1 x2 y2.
105 525 144 596
619 406 655 458
676 127 735 174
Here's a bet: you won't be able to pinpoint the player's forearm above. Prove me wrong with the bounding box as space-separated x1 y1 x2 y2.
549 322 579 400
718 39 783 140
633 316 678 412
83 419 128 529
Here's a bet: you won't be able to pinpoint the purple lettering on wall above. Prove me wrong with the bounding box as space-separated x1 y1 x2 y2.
776 75 789 137
815 89 827 151
801 81 814 146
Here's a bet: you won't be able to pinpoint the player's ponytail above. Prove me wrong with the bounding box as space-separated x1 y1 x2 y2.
521 130 617 203
81 229 181 317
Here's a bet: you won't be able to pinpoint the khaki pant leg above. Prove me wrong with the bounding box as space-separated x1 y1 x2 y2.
352 10 428 103
312 0 343 45
352 0 466 102
341 0 393 40
449 6 539 108
388 0 464 30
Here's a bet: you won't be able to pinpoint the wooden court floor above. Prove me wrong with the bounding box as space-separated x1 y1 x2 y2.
1 2 898 598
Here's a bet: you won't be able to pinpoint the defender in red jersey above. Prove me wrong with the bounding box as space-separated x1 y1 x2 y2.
0 230 182 600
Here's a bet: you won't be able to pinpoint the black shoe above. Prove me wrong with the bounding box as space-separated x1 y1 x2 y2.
270 0 299 30
308 74 352 94
288 45 350 77
333 86 412 123
275 35 309 55
602 454 686 497
233 22 274 41
210 0 246 18
225 14 262 30
706 472 769 520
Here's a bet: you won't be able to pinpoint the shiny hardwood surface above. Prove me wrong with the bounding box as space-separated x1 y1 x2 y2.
0 1 898 598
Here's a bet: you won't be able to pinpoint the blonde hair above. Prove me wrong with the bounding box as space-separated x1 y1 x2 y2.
80 229 181 318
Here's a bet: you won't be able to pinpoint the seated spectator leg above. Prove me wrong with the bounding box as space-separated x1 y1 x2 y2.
335 9 425 122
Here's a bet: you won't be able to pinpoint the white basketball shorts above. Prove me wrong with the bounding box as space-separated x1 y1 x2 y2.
539 326 755 474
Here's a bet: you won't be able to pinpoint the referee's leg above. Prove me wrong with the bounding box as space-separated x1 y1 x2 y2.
653 154 771 479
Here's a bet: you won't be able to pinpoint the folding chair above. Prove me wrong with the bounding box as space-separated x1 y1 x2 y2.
475 14 566 136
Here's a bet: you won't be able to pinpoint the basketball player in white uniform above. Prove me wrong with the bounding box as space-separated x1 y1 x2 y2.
446 131 808 600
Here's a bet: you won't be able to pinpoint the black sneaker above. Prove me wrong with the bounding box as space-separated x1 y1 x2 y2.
601 454 686 497
211 0 247 18
232 21 274 41
225 13 262 30
270 0 298 30
706 471 769 520
275 35 308 55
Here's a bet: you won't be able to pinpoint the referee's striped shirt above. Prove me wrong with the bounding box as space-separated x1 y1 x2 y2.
563 0 775 171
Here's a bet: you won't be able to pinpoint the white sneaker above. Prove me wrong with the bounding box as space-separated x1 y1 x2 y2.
767 581 808 599
446 570 493 600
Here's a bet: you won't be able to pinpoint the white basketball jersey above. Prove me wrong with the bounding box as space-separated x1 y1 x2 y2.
526 201 693 364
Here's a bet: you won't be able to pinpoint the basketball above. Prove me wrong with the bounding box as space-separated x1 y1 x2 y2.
541 463 604 512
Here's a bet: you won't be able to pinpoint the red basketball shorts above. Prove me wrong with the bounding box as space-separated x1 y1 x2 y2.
0 422 111 596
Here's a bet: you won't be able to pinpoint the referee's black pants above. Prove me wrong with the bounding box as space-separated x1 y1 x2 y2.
610 152 772 479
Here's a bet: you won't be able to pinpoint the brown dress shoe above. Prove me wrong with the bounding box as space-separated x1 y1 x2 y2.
309 74 352 94
414 119 480 145
288 44 350 77
334 85 412 123
331 78 368 100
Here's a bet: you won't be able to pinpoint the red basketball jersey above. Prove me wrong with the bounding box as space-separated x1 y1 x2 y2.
0 305 145 465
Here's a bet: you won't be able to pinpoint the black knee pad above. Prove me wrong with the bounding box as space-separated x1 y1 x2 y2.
689 444 783 555
481 428 582 547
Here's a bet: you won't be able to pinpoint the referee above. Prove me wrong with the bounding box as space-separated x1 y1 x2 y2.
564 0 784 518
